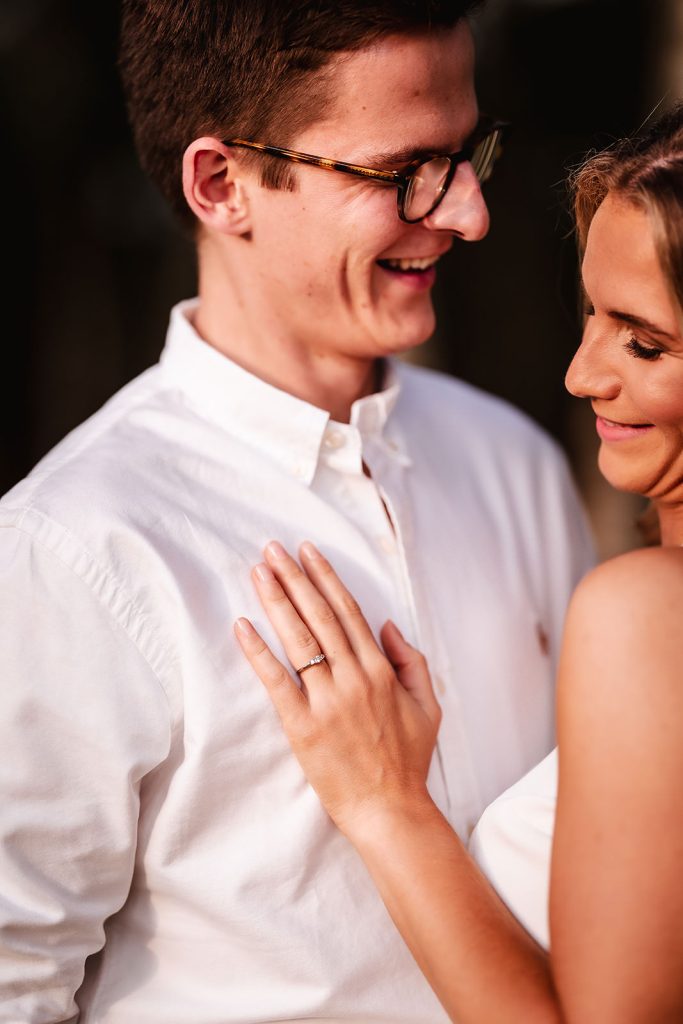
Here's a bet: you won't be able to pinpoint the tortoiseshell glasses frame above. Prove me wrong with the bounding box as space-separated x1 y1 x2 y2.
224 116 506 224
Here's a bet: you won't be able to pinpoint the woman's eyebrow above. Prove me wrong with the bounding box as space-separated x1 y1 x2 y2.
582 286 678 340
608 309 677 341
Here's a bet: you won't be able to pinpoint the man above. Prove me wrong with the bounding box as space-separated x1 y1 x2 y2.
0 2 593 1021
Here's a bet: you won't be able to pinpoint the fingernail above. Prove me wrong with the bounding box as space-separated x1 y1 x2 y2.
254 563 274 582
300 541 321 560
387 619 405 640
265 540 286 559
235 617 255 637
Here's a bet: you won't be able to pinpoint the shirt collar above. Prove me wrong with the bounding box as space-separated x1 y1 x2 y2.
159 299 406 485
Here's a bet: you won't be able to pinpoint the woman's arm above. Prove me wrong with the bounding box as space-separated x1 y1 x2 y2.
550 546 683 1024
236 541 561 1024
340 795 561 1024
236 541 683 1023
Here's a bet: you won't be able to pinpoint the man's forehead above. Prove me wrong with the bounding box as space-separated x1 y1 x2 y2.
301 21 478 161
329 22 474 102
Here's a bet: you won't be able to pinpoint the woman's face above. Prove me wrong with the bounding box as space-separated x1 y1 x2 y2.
565 193 683 507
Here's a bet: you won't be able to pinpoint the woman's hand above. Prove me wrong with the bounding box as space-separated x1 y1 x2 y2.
236 544 560 1024
234 541 441 839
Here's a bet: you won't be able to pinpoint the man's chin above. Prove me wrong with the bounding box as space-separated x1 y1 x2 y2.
382 309 436 355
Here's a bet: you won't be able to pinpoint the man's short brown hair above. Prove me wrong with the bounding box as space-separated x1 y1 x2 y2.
118 0 482 232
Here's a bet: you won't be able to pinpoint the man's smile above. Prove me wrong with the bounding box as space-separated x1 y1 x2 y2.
375 250 448 289
376 255 440 272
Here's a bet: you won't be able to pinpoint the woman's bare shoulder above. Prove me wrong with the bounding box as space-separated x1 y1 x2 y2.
552 545 683 1019
569 544 683 625
558 544 683 733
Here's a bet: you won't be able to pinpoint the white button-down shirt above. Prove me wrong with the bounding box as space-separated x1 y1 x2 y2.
0 300 593 1023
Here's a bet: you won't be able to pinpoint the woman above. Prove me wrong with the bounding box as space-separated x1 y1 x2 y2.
235 105 683 1023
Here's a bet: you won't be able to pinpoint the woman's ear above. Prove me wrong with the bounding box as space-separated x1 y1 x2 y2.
182 137 251 235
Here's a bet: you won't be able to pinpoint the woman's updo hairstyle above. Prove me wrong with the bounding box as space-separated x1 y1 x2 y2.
570 103 683 324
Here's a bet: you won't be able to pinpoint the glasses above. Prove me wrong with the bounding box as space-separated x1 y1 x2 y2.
225 116 506 224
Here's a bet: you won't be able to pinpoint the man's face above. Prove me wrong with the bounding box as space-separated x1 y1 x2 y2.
240 21 489 362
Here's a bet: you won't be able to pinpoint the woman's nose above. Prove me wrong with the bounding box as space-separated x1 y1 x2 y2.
565 327 621 400
422 161 490 240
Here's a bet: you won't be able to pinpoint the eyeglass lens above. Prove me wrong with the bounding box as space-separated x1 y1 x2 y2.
403 127 501 221
404 156 451 220
470 129 500 183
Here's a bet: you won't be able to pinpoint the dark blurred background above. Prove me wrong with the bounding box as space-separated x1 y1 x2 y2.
2 0 680 556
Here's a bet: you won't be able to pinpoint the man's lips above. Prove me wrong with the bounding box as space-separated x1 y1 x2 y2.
595 415 655 442
376 246 451 271
375 253 446 291
376 255 440 272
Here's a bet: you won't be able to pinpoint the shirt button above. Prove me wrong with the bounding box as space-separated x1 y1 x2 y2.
379 535 395 554
434 674 446 696
386 439 399 452
323 430 345 450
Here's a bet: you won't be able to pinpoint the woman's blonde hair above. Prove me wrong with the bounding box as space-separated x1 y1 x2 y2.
570 103 683 324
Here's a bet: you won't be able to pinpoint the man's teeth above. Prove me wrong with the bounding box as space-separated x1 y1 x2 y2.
383 256 438 271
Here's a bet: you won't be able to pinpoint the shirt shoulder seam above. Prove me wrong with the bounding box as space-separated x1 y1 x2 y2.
0 506 181 727
14 368 164 497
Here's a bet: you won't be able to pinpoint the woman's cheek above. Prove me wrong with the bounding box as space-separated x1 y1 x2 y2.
640 375 683 427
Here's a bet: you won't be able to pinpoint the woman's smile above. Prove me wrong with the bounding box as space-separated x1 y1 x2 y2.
594 414 654 442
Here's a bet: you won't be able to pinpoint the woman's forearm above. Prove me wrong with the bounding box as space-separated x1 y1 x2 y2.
349 796 563 1024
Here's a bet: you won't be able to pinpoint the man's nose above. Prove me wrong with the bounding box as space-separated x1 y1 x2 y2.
421 161 490 239
565 326 621 400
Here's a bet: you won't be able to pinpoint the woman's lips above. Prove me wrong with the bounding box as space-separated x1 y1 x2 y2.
595 415 655 442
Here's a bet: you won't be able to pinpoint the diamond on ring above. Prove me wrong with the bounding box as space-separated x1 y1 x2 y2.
296 652 326 675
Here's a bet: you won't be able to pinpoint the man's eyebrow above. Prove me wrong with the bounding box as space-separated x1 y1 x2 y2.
359 144 438 167
360 117 482 169
608 310 677 341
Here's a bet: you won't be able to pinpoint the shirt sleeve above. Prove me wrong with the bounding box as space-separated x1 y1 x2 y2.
0 526 173 1024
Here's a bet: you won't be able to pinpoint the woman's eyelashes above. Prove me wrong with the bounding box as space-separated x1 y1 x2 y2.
583 302 663 361
624 336 662 361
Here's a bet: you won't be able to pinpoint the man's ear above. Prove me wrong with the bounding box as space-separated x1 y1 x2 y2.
182 137 252 235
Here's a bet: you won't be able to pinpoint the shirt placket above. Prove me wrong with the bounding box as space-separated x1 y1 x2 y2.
355 434 449 820
362 427 483 839
320 405 450 819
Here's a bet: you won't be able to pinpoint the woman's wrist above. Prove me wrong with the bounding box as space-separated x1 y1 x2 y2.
338 786 443 851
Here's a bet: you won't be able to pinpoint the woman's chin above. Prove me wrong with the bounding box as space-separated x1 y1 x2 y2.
597 450 650 497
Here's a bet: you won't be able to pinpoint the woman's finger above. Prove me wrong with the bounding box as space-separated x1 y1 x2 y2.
251 562 334 683
262 542 354 669
234 616 309 734
298 542 381 661
380 620 442 728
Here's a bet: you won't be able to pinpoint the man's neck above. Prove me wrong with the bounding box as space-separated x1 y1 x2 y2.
193 282 382 424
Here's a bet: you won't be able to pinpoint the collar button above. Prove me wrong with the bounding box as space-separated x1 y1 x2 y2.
323 430 345 450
